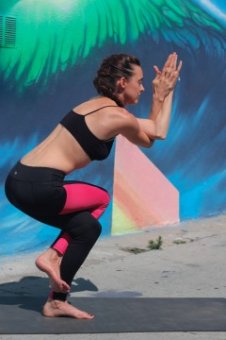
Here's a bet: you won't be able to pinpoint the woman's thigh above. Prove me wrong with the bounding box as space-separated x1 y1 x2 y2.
59 181 110 219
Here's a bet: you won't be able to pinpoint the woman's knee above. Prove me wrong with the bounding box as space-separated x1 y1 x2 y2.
85 218 102 240
100 189 111 208
66 212 102 243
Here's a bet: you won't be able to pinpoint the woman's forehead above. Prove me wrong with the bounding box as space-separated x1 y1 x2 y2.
131 65 143 78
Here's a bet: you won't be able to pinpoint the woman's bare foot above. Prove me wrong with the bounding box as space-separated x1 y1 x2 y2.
35 248 70 293
43 299 94 319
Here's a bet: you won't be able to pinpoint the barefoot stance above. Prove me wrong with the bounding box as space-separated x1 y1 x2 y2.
35 250 70 293
43 299 94 319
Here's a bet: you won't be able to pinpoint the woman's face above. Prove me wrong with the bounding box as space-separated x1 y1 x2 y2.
122 65 145 105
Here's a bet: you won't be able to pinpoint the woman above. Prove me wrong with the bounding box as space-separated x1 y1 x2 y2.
5 52 182 319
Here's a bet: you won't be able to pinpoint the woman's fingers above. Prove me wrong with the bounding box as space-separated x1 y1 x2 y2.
172 53 178 69
154 52 181 77
163 55 182 79
152 53 183 97
177 60 183 73
162 52 175 72
163 52 182 73
153 65 161 75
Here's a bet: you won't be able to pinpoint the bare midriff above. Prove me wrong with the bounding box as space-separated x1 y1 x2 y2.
21 124 91 174
21 97 120 173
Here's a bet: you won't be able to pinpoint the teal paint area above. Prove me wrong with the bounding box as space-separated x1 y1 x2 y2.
169 169 226 219
0 0 226 255
192 0 226 28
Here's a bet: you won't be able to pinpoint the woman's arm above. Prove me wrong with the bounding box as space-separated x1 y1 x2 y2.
136 52 182 144
150 52 182 118
115 53 182 147
137 90 174 141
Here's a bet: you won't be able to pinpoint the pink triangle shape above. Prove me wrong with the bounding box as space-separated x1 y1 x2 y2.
113 136 179 230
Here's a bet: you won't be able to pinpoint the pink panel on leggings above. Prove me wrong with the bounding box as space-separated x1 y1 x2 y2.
59 183 110 219
52 183 110 254
52 233 72 255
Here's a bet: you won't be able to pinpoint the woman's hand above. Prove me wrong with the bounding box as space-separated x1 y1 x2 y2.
152 52 182 102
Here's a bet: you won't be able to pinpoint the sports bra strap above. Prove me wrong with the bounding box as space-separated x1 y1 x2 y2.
84 105 118 116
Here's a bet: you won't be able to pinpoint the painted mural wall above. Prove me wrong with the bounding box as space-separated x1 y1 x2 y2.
0 0 225 256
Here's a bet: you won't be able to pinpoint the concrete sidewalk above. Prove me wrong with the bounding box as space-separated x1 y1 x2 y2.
0 214 226 340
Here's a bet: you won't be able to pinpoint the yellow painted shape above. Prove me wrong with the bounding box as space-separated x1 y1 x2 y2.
112 199 137 235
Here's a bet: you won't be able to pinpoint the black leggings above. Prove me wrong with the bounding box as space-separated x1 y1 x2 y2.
5 162 110 300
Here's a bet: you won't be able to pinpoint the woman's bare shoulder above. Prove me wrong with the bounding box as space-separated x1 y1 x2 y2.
105 107 139 138
73 97 119 114
111 107 138 124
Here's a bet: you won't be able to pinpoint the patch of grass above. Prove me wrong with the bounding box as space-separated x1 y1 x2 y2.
173 239 187 245
121 236 163 254
148 236 163 250
122 247 148 254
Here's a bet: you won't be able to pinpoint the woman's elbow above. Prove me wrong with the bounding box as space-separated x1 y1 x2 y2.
156 134 167 140
154 130 167 140
154 125 168 140
142 138 155 148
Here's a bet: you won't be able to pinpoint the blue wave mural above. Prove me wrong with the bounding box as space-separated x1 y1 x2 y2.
0 0 225 255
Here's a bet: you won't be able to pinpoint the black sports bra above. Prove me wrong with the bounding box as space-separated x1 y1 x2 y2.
60 105 118 161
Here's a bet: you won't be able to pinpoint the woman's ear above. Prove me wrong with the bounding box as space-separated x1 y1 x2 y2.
116 77 128 90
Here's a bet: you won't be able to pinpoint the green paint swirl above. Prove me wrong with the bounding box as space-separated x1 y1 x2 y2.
0 0 224 91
